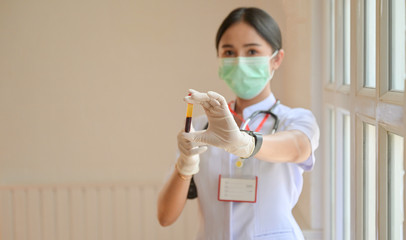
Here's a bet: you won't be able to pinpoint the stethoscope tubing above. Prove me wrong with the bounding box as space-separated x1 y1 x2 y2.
240 100 280 134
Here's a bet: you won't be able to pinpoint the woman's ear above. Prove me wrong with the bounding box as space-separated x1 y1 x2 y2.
271 49 284 70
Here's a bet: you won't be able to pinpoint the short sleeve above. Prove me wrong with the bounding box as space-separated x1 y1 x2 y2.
281 108 320 171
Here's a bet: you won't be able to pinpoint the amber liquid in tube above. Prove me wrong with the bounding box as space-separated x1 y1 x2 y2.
185 101 193 133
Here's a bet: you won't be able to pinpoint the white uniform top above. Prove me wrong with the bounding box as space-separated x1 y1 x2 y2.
190 94 320 240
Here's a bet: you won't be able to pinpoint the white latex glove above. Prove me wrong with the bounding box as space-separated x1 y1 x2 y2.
184 89 255 158
176 126 207 176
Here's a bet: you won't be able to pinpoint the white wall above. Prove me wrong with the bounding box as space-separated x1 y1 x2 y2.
0 0 322 235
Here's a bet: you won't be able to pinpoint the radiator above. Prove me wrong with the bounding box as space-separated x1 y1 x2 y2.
0 183 199 240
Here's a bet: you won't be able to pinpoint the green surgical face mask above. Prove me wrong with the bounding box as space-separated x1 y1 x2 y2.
218 50 278 100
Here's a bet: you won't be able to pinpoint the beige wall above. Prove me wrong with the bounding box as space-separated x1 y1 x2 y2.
0 0 321 231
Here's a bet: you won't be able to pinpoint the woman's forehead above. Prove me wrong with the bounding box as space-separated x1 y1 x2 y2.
219 22 272 49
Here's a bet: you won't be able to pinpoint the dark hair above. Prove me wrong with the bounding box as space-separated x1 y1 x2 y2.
215 7 282 52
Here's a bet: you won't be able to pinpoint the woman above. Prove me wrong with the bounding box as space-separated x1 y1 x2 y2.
158 7 319 240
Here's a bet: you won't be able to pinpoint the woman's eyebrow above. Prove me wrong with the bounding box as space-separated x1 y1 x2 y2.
221 44 234 48
243 43 261 47
221 43 261 48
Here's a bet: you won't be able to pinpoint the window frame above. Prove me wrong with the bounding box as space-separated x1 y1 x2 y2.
323 0 405 239
378 0 403 104
357 0 377 97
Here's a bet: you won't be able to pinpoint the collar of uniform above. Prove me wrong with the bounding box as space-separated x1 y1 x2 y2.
241 93 277 120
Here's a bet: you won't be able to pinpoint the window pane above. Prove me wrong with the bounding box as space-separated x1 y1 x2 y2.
329 109 336 239
390 0 406 91
364 0 376 88
330 0 335 84
388 133 404 239
343 115 351 240
336 113 350 240
343 0 351 85
363 123 376 240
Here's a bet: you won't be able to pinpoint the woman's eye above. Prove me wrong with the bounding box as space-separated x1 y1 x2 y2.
248 49 258 55
224 50 234 56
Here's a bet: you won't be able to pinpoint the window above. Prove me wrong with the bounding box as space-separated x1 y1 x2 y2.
326 109 351 240
322 0 405 239
332 0 351 88
343 0 351 86
329 0 335 85
364 0 376 88
389 0 405 92
328 108 336 239
388 133 404 239
363 123 376 240
342 114 351 239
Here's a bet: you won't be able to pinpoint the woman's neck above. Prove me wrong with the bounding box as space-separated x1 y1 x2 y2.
234 87 272 115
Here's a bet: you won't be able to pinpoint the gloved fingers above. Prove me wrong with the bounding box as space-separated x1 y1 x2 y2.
208 97 221 108
185 90 224 111
189 145 208 155
188 89 199 94
207 91 228 108
178 133 193 147
200 101 212 110
179 142 207 156
184 89 210 105
177 130 192 149
178 130 206 152
190 89 222 108
184 92 212 110
178 144 194 156
178 143 190 156
183 130 208 145
186 90 224 110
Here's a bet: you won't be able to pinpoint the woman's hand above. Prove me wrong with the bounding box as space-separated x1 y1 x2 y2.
176 127 207 176
183 89 255 158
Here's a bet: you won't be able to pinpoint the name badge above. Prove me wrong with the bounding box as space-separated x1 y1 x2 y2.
218 175 257 203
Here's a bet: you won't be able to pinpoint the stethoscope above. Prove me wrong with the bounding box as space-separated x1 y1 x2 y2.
239 99 280 134
235 99 280 168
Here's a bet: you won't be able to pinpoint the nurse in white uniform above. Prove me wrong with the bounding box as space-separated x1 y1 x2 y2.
158 7 320 240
